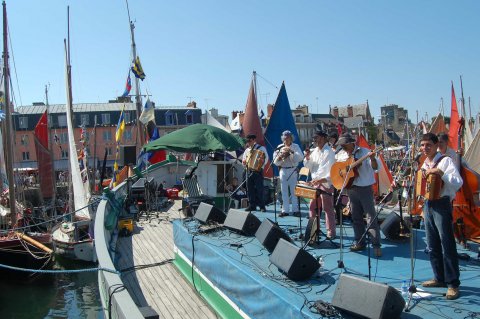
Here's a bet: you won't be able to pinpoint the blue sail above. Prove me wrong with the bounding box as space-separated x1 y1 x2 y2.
264 82 303 177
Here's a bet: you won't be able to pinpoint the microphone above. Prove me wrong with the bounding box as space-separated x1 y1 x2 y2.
308 142 315 150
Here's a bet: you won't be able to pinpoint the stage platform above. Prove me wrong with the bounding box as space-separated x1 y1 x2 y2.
173 206 480 319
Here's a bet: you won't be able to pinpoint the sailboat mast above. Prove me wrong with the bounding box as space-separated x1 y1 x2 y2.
45 84 56 216
129 21 145 148
65 7 74 214
2 1 15 222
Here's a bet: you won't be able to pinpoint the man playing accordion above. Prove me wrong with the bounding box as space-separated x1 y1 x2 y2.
242 134 269 212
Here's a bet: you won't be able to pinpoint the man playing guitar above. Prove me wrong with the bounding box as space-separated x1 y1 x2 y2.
303 130 336 239
335 133 382 257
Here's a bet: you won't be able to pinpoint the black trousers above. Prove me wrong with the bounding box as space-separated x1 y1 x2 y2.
246 170 265 209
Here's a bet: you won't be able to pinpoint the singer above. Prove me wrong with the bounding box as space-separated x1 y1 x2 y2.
303 130 336 238
273 130 303 217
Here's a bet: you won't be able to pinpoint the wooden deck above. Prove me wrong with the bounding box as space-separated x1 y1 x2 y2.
117 200 217 319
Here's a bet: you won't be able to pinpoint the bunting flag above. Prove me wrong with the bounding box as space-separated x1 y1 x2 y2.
449 83 460 150
121 72 132 97
34 111 54 198
111 107 126 188
136 124 166 170
139 99 155 124
131 56 146 80
264 81 302 177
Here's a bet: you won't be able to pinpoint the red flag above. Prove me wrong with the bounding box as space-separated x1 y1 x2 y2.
336 123 343 136
356 133 371 149
34 111 49 148
34 111 54 198
449 83 460 150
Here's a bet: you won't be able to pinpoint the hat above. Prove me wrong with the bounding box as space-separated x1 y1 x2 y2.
246 133 256 139
281 130 292 138
313 130 328 138
336 133 356 146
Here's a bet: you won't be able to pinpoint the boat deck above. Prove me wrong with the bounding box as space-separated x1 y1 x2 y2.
116 200 217 319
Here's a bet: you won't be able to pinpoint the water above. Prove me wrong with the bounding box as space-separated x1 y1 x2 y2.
0 259 103 319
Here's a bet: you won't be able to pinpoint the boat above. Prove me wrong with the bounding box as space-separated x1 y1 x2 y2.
0 0 52 270
51 8 95 262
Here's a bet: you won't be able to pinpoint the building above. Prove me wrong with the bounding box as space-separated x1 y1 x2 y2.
13 101 202 171
380 104 408 132
330 102 373 126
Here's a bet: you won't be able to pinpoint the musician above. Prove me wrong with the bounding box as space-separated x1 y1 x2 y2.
328 132 339 151
437 133 467 168
335 133 382 257
273 130 304 217
303 130 336 238
242 134 269 212
420 133 463 300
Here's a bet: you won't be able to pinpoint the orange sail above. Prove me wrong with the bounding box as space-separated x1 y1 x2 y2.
34 111 54 198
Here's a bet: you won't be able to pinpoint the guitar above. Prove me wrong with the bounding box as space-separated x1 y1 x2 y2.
330 147 383 190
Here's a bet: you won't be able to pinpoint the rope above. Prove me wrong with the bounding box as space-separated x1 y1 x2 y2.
0 263 120 275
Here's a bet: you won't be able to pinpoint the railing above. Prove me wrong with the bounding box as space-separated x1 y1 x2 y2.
95 180 143 319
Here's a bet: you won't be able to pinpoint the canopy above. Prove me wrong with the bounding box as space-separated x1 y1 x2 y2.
143 124 245 153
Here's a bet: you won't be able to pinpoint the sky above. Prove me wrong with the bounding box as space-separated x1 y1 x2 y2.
5 0 480 123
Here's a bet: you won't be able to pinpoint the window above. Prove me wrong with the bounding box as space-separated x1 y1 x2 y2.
59 132 68 144
58 115 67 127
125 130 132 141
185 110 194 124
101 113 111 125
19 117 28 129
81 114 89 126
103 131 112 141
61 150 69 158
106 147 113 156
21 135 29 146
124 112 131 123
22 152 30 161
165 111 175 125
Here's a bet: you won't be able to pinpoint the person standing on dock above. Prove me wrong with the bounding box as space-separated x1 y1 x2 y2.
242 134 268 212
419 133 463 300
335 133 382 257
303 130 336 239
273 130 304 217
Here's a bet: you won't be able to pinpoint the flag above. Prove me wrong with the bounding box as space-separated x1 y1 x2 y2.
115 109 126 142
336 122 343 136
259 109 265 119
139 99 155 124
449 83 460 150
0 110 5 121
131 56 146 80
121 72 132 97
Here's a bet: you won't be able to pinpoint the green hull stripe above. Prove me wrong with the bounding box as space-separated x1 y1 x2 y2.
174 252 244 319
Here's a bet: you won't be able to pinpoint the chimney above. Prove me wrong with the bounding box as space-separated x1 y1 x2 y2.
267 104 274 117
347 105 353 118
333 106 339 119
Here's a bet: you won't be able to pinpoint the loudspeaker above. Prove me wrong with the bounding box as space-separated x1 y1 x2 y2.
223 209 261 236
332 274 405 319
194 202 226 224
255 218 291 253
269 238 319 281
381 212 401 239
119 145 137 166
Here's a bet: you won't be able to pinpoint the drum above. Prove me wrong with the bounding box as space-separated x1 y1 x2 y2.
294 184 320 200
246 149 265 172
415 170 443 201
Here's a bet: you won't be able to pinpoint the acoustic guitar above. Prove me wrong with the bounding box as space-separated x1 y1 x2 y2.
330 147 383 190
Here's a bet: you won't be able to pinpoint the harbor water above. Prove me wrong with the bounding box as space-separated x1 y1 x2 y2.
0 259 103 319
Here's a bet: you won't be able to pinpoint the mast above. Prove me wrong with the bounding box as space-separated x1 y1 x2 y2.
65 7 74 214
45 84 56 216
129 20 145 149
3 1 15 222
92 114 97 193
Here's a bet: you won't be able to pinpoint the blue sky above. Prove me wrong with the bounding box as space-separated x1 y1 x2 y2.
6 1 480 123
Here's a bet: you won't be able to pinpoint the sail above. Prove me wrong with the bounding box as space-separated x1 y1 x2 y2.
464 118 474 153
65 53 90 218
428 113 448 135
206 111 231 132
33 111 54 198
449 84 460 149
264 82 302 177
240 78 264 146
464 129 480 174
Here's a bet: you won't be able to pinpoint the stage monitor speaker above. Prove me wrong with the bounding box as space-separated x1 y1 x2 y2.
255 218 291 253
332 274 405 319
119 145 137 166
380 212 401 239
194 202 226 224
269 238 319 281
223 209 261 236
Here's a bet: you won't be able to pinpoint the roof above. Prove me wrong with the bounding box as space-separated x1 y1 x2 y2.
343 116 364 129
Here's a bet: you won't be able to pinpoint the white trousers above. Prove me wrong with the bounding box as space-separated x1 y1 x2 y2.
279 167 298 214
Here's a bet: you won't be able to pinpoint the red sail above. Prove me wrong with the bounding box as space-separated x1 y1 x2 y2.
240 79 264 146
449 84 460 150
34 111 54 198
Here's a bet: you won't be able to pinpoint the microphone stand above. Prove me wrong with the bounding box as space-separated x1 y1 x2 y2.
266 145 285 223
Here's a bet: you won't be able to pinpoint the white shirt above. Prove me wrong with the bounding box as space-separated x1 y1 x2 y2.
421 152 463 200
335 146 379 187
242 143 269 169
440 147 468 169
273 143 304 168
303 144 335 187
